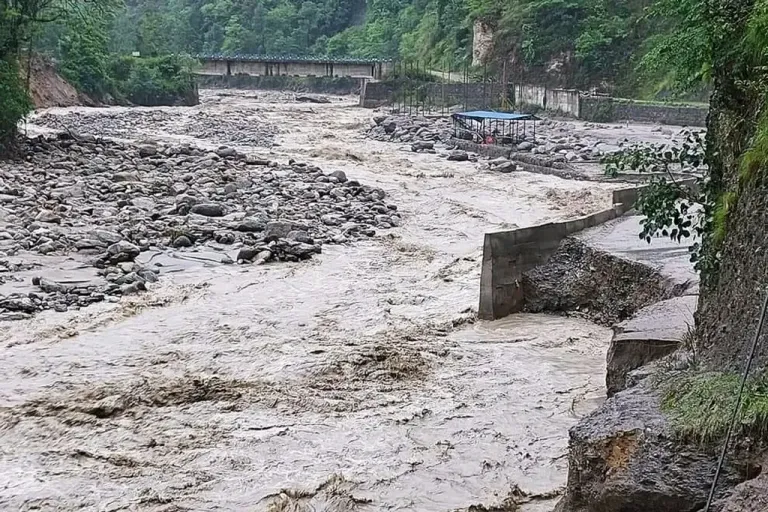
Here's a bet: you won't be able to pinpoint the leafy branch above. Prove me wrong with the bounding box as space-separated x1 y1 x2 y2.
602 129 711 265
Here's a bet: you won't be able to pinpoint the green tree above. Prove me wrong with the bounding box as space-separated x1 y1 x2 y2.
59 4 112 96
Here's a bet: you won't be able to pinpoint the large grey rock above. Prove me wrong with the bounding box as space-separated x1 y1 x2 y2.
555 383 747 512
517 141 535 151
447 150 469 161
35 210 61 224
106 241 140 263
265 221 301 239
236 217 267 233
138 144 157 157
329 170 347 183
190 203 225 217
607 295 698 396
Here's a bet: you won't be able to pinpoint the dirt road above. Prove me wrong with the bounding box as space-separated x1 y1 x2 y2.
2 91 619 511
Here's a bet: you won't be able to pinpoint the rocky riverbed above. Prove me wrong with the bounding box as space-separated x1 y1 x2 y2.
365 113 696 173
366 114 622 162
0 133 396 319
34 106 280 147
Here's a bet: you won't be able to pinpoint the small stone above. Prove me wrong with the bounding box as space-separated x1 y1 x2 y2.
173 235 193 248
190 203 225 217
35 210 61 224
329 170 347 183
447 150 469 162
138 144 157 157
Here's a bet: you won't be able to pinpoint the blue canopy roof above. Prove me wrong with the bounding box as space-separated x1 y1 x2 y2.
452 111 539 121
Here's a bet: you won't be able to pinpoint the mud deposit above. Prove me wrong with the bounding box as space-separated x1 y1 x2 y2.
2 90 622 511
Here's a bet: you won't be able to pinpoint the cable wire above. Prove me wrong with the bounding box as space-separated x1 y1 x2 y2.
704 286 768 511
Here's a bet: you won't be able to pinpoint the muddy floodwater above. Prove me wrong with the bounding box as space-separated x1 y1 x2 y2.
2 91 624 511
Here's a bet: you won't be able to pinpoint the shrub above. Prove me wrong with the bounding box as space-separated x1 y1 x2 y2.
0 58 33 154
109 54 198 106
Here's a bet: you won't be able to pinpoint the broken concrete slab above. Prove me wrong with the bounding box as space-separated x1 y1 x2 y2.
606 294 698 396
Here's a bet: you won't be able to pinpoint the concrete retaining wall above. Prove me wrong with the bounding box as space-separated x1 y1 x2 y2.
360 81 396 108
478 187 639 320
515 84 546 109
360 81 503 109
546 89 580 116
579 97 708 126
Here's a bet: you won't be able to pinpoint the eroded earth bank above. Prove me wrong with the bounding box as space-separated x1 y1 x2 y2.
1 90 636 511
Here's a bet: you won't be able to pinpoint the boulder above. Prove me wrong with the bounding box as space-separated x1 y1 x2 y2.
718 459 768 511
172 235 193 248
190 203 225 217
138 144 157 157
447 150 469 161
329 170 348 183
555 383 747 512
265 221 301 239
236 218 267 233
106 241 140 263
35 210 61 224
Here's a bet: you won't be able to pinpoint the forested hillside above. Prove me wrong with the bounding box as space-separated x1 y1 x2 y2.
30 0 708 97
112 0 704 95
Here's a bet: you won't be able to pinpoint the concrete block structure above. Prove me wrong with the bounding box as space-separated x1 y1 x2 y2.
196 55 393 79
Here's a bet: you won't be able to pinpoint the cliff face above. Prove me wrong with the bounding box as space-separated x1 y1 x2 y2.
472 20 495 67
696 0 768 369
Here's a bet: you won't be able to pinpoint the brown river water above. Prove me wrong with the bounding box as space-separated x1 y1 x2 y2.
1 90 623 511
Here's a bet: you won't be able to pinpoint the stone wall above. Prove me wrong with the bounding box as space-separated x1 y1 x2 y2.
579 97 708 126
360 81 396 108
478 187 640 320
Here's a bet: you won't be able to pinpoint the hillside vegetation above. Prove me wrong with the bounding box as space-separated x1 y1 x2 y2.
57 0 709 97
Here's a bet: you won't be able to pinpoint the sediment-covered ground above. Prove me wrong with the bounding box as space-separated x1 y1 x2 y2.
1 90 672 511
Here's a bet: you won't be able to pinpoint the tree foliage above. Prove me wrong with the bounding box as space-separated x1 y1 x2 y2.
602 130 713 269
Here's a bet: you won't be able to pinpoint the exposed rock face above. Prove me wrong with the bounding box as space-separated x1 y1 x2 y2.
718 460 768 511
521 238 689 325
555 383 748 512
472 20 495 67
606 295 697 396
